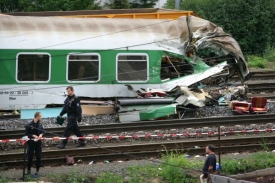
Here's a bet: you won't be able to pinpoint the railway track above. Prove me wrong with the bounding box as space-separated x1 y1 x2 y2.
247 82 275 94
231 70 275 80
1 114 275 140
1 135 275 168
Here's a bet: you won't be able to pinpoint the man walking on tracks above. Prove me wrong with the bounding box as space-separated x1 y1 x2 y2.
200 144 217 183
57 86 85 149
25 112 44 177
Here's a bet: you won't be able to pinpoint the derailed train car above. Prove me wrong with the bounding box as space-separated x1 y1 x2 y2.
0 14 249 121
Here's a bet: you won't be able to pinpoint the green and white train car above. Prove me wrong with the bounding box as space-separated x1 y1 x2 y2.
0 15 249 111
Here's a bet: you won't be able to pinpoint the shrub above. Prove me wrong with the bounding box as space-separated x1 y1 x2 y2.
247 56 266 69
263 45 275 62
161 153 196 183
221 152 275 175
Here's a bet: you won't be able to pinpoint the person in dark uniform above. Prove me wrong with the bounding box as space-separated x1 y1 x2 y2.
200 144 217 183
57 86 85 149
25 112 44 177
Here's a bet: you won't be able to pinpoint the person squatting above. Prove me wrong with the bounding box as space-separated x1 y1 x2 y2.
57 86 85 149
25 112 44 177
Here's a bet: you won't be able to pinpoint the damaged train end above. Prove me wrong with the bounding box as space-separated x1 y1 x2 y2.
120 16 250 122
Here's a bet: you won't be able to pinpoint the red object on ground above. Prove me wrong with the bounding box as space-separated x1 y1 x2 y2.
251 97 267 113
232 101 251 114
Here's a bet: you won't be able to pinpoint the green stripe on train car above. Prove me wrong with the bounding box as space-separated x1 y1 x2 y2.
0 49 164 85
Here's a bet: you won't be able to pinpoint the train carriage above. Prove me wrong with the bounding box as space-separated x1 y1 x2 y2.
0 14 249 120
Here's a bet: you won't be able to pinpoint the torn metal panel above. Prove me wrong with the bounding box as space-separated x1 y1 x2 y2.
119 104 169 112
82 105 114 116
156 16 249 81
175 95 188 105
178 87 205 107
139 103 177 121
118 98 173 106
160 61 228 92
186 17 249 81
119 111 140 123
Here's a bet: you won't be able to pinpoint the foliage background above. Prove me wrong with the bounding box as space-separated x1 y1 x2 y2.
165 0 275 56
2 0 275 57
0 0 158 12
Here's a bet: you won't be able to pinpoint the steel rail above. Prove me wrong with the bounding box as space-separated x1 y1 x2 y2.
1 135 275 168
232 74 275 80
1 114 275 140
0 117 274 140
247 83 275 88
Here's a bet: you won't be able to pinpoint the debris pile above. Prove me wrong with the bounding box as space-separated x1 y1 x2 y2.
120 83 256 121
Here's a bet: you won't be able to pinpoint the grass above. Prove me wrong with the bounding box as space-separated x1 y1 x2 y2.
247 46 275 69
160 153 196 183
247 55 267 69
263 45 275 62
95 172 123 183
1 151 275 183
221 151 275 175
46 170 90 183
127 165 160 183
0 175 11 183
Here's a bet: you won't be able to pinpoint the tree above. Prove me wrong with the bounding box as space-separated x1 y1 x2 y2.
130 0 157 8
164 0 175 9
180 0 275 55
0 0 21 12
111 0 130 9
18 0 101 12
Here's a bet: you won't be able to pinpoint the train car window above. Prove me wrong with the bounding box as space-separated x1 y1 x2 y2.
117 54 148 82
67 54 100 82
17 53 50 82
160 54 194 80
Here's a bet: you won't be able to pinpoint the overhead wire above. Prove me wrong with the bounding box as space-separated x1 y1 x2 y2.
0 19 174 58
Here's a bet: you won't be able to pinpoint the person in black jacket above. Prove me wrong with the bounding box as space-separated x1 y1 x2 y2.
25 112 44 177
57 86 85 149
200 144 217 183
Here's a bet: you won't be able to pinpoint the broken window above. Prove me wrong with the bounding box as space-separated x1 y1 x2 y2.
67 54 99 82
117 54 148 82
161 54 194 80
17 53 50 82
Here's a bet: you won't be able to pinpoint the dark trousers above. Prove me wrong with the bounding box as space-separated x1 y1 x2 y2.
27 141 42 170
62 117 84 145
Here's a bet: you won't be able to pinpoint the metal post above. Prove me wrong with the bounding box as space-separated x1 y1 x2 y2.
22 143 27 181
218 125 221 169
175 0 180 9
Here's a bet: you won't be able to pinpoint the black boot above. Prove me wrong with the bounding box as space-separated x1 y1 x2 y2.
32 168 39 178
57 143 65 149
76 141 85 147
